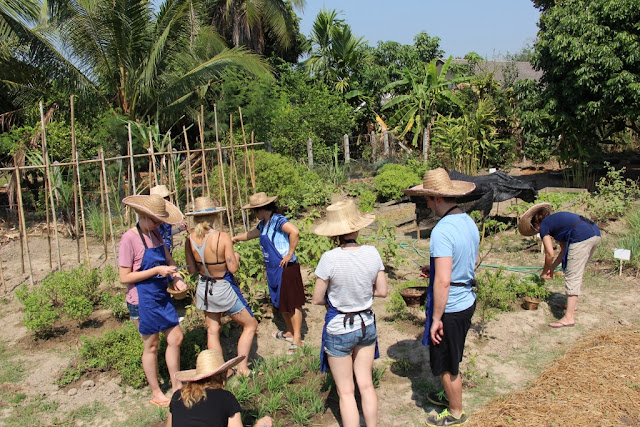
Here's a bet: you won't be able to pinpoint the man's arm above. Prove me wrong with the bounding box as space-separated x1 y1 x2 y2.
430 257 452 345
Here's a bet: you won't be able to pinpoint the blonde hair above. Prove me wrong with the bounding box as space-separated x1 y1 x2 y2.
179 372 227 409
192 214 217 239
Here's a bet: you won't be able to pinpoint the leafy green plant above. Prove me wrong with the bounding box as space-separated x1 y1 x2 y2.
100 293 128 320
619 208 640 270
357 190 377 213
581 163 640 221
15 264 102 336
373 163 421 201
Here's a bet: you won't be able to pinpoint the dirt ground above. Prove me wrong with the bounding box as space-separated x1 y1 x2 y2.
1 163 639 426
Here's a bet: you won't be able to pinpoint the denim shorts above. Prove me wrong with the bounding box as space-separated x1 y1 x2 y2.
127 302 139 320
225 297 246 316
324 322 377 358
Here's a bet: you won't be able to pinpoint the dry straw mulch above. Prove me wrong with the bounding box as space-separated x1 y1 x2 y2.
469 327 640 426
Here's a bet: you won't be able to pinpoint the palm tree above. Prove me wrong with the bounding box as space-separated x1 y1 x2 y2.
54 0 272 123
305 8 366 93
382 56 470 162
207 0 305 55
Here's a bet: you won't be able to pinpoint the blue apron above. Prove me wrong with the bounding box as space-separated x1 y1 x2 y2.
135 224 179 336
159 222 173 253
320 298 380 373
259 224 283 309
223 270 254 317
422 257 436 346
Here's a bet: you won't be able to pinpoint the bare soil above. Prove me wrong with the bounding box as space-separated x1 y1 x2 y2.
1 162 639 426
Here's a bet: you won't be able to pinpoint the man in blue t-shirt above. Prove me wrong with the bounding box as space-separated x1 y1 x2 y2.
519 203 601 328
404 168 479 427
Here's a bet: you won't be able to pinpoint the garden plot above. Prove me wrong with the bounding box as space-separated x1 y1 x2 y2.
0 200 639 426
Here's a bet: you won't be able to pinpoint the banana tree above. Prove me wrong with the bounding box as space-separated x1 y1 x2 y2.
382 56 471 162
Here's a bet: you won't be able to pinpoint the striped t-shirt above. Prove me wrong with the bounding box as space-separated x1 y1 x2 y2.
257 213 298 263
315 245 385 334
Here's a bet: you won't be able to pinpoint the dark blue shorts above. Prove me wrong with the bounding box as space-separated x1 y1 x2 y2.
127 302 140 320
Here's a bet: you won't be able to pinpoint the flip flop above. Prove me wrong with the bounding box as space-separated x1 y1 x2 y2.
227 367 237 380
549 321 575 328
272 331 293 342
287 342 304 355
149 398 171 408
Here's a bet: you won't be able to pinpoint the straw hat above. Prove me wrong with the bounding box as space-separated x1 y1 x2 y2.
241 192 277 209
312 199 375 237
166 283 188 300
123 194 184 225
518 202 552 236
186 197 226 216
403 168 476 197
175 349 246 382
150 184 173 198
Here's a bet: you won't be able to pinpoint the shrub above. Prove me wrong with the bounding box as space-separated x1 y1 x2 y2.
619 208 640 270
581 163 640 222
15 264 103 336
357 190 377 213
374 163 421 201
100 293 128 320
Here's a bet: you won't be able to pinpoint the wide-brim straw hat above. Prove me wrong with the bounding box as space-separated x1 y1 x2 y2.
403 168 476 197
518 202 552 236
123 194 184 225
312 199 375 237
175 349 245 382
241 192 277 209
186 197 226 216
150 184 173 198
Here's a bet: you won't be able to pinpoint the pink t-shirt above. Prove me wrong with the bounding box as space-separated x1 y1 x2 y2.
118 228 164 305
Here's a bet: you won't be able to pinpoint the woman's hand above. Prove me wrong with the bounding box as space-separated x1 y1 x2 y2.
173 278 187 291
279 253 293 267
155 265 177 277
254 416 273 427
420 265 430 278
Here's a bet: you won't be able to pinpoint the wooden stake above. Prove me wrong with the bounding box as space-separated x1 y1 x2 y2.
168 136 181 212
14 158 34 286
40 102 62 269
238 107 252 200
229 118 247 232
127 123 137 225
250 131 256 190
70 95 80 263
0 257 6 294
98 149 108 259
149 130 158 187
182 126 195 208
214 105 232 230
199 105 210 197
75 145 91 265
100 148 118 267
13 163 25 273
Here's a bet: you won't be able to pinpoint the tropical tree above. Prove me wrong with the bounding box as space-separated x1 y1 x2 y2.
305 8 367 93
206 0 305 56
52 0 272 125
382 56 471 162
532 0 640 171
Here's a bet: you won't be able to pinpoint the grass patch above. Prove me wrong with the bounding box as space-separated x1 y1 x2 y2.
0 342 25 384
1 394 60 427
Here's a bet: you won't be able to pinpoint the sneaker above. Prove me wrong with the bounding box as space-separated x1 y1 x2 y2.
426 409 468 426
427 390 449 407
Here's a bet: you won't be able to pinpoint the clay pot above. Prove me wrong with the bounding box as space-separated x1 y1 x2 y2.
400 286 428 308
523 296 541 310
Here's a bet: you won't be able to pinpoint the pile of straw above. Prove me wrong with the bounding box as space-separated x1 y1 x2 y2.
469 327 640 426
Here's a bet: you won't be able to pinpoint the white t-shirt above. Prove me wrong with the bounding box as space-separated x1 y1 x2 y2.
314 245 385 334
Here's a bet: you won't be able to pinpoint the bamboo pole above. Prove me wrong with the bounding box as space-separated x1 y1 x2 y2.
238 107 251 201
127 123 137 225
198 105 210 197
14 164 25 273
100 148 117 267
40 102 62 269
250 131 256 190
227 115 235 230
14 158 34 286
168 136 181 212
75 144 91 265
213 105 232 230
149 130 158 187
71 95 80 263
182 126 195 209
229 117 247 232
98 149 108 259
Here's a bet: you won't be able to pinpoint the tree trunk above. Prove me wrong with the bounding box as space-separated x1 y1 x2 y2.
422 125 430 163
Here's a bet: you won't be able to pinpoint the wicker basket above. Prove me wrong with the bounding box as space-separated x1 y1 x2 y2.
400 286 428 308
523 296 541 310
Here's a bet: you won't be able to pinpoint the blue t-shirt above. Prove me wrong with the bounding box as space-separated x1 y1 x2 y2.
257 213 298 262
430 213 478 313
539 212 600 244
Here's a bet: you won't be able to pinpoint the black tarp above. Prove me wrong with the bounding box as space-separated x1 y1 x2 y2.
410 170 537 225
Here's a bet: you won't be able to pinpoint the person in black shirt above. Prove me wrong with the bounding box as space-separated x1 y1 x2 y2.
168 349 272 427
